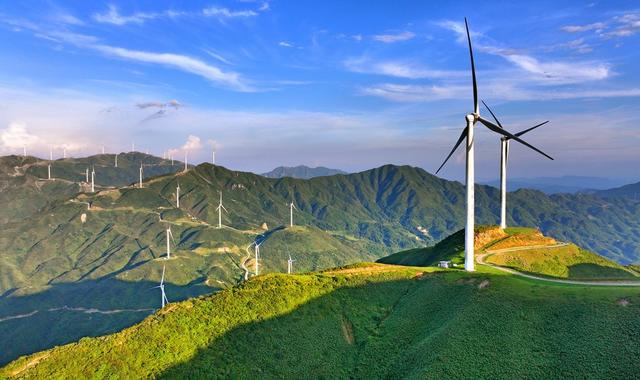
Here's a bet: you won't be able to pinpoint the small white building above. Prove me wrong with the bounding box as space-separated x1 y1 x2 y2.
438 260 451 269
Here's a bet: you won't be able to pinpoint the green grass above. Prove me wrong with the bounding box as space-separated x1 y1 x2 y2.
3 267 640 379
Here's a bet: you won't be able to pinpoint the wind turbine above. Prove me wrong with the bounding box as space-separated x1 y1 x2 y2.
251 226 285 277
49 147 53 161
85 168 89 183
212 149 215 165
63 147 66 159
102 146 105 154
216 191 228 229
152 265 169 308
435 18 553 272
115 153 118 168
131 141 135 152
287 254 295 274
481 100 550 229
184 151 188 172
91 166 95 193
22 146 26 157
176 183 181 208
166 227 175 259
289 198 297 227
47 164 51 180
139 164 144 189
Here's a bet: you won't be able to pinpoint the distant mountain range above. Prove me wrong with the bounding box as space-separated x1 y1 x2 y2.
261 165 347 179
0 154 639 365
482 175 631 194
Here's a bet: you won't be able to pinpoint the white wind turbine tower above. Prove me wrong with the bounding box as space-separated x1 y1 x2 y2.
165 227 175 259
131 141 135 152
22 146 26 157
102 146 105 154
85 168 89 183
152 265 169 308
176 183 181 208
216 191 228 229
287 254 295 274
435 18 552 272
481 100 550 229
115 153 118 168
48 163 51 180
49 147 53 161
91 166 95 193
212 149 215 165
139 163 144 188
184 151 188 172
289 198 297 227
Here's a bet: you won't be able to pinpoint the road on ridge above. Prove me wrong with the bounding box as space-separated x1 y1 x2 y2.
477 249 640 287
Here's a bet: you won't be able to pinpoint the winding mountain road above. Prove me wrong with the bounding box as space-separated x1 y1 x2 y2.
0 306 155 324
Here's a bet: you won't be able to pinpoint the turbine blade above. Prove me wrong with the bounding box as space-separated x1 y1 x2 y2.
435 127 468 174
481 100 503 129
161 265 166 282
221 205 228 212
465 18 478 114
514 121 549 137
478 117 553 160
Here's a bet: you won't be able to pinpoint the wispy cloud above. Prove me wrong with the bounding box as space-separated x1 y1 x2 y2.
372 31 415 43
93 5 159 25
0 122 40 150
561 22 606 33
91 44 253 91
278 41 296 48
345 57 465 79
202 6 258 19
136 100 182 109
92 3 264 26
437 19 611 85
361 82 640 102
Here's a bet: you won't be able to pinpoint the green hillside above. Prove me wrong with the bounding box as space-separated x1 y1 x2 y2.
379 227 635 280
1 157 639 365
4 265 640 379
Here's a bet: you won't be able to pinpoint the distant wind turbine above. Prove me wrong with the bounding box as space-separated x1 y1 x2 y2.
289 198 297 227
23 146 26 157
152 265 169 308
481 100 551 229
166 227 175 260
102 146 105 154
131 141 135 152
184 151 188 172
139 164 144 189
287 254 295 274
47 164 51 180
212 149 215 165
251 226 285 277
216 191 228 229
49 147 53 161
176 183 181 208
435 18 553 272
91 166 95 193
63 147 66 159
85 168 89 183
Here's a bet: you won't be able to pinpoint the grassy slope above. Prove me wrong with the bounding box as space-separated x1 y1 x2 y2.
379 227 635 280
3 266 640 379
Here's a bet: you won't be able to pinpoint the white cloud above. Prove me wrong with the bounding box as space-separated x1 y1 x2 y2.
561 22 606 33
502 54 610 84
344 57 465 79
372 31 415 43
181 135 203 151
202 7 258 19
361 82 640 102
278 41 295 48
0 122 40 150
93 5 158 25
92 44 253 91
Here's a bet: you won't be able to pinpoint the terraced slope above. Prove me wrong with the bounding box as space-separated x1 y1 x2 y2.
3 265 640 379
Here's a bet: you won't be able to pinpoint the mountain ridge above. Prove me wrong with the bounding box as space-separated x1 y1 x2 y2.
261 165 347 179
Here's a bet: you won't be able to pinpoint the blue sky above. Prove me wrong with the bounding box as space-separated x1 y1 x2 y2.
0 1 639 180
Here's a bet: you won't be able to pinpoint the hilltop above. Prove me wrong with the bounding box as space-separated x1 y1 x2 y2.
3 260 640 379
261 165 347 179
379 227 637 281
